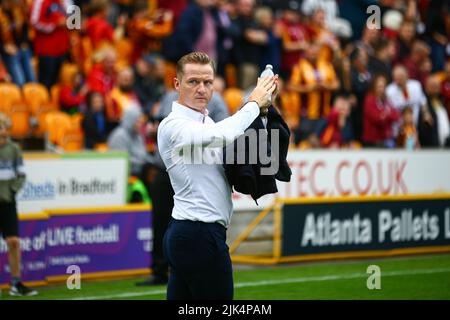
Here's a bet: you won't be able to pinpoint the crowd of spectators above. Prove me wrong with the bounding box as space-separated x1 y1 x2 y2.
1 0 450 152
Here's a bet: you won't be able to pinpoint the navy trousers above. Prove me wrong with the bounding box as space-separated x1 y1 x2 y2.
163 219 233 300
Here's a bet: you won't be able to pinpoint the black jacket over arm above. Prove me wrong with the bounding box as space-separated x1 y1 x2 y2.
223 105 292 202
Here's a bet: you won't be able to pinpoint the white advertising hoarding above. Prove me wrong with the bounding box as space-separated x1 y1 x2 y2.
232 150 450 211
17 152 128 214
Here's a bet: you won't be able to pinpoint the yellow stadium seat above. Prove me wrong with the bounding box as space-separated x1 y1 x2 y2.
81 36 94 74
0 83 22 112
60 129 84 151
50 84 61 110
164 62 177 89
298 141 312 150
59 63 79 85
45 111 71 144
280 91 300 130
22 83 51 113
45 111 84 151
94 143 109 152
0 83 31 139
223 87 244 114
72 112 84 128
114 38 133 66
225 64 238 88
9 109 31 139
23 83 55 136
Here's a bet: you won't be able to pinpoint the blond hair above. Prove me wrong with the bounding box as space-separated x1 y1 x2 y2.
176 52 215 79
254 6 272 25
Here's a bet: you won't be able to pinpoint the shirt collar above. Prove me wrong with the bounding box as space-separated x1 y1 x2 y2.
172 101 209 122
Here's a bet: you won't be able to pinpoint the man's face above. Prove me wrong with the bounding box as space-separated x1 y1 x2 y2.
399 23 415 42
134 115 146 133
364 27 379 44
403 111 414 125
118 70 134 92
426 76 441 96
357 49 368 66
91 93 104 113
375 76 387 96
307 44 320 62
393 68 407 87
196 0 215 8
386 41 396 60
238 0 254 17
136 59 151 76
313 9 325 26
175 63 214 113
335 97 350 116
153 58 166 80
103 52 116 72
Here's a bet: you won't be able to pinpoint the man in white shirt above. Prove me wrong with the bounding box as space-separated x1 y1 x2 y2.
158 52 277 300
386 65 427 125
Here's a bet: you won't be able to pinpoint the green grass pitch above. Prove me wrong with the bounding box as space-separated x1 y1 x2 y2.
2 253 450 300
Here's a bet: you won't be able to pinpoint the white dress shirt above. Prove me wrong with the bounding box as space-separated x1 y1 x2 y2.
386 79 427 124
157 100 260 227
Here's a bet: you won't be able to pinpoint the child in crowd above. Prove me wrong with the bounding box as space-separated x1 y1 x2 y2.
397 106 420 149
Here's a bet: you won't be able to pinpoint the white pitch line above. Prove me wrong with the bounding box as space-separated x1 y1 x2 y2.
235 267 450 288
70 267 450 300
71 288 167 300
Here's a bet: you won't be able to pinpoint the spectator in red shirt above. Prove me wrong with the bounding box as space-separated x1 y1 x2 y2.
363 74 400 148
158 0 187 26
59 70 88 115
319 94 354 148
86 0 113 47
87 47 117 129
30 0 71 89
87 47 117 96
275 0 309 79
86 0 126 50
403 40 431 86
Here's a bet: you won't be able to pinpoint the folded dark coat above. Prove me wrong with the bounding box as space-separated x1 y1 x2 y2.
223 105 292 202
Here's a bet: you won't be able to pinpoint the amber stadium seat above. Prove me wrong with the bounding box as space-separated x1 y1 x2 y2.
114 38 133 69
50 84 61 110
0 83 22 112
22 83 55 136
45 111 71 145
164 62 177 89
0 83 31 139
45 111 84 151
279 91 300 130
223 87 244 115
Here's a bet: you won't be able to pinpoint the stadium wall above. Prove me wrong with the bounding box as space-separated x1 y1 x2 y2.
229 150 450 263
0 205 152 288
230 194 450 264
232 149 450 210
17 152 129 214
